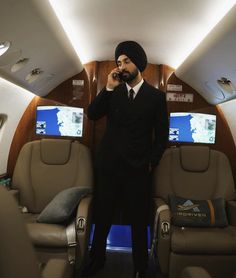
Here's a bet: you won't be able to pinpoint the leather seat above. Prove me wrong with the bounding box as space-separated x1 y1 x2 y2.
11 139 93 271
181 267 211 278
152 146 236 278
0 186 73 278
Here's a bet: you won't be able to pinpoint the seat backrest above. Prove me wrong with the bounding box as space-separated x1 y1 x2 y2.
12 139 93 213
0 186 41 278
153 146 235 201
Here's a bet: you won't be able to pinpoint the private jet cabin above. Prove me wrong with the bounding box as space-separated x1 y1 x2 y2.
1 1 236 278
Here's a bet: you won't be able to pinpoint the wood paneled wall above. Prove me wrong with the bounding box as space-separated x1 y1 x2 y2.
7 61 236 182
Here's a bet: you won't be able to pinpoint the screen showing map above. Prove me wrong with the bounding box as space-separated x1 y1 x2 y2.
36 106 83 137
169 112 216 144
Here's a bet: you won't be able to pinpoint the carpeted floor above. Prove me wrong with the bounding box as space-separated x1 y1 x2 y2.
81 250 164 278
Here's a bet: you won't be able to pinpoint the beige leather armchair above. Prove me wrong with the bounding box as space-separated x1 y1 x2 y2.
181 267 211 278
152 146 236 278
11 139 93 271
0 186 73 278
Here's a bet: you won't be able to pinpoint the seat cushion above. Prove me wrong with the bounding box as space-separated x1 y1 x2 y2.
40 139 72 165
169 195 228 227
180 146 210 172
172 225 236 254
37 187 91 224
22 213 67 247
181 267 211 278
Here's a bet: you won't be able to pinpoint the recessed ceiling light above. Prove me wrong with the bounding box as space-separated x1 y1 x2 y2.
0 41 11 57
25 68 43 83
11 58 29 72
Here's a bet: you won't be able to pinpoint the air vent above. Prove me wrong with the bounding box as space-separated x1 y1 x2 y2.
217 77 236 94
25 68 43 83
217 77 231 85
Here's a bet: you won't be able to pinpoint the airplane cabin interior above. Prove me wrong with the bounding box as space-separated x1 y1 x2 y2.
1 1 236 277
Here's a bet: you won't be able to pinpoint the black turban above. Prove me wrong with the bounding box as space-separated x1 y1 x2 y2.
115 41 147 72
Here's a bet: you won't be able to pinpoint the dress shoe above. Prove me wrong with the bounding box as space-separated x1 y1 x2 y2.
133 270 146 278
81 257 105 277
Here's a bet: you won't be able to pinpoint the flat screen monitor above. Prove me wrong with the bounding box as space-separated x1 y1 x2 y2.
36 106 83 137
169 112 216 144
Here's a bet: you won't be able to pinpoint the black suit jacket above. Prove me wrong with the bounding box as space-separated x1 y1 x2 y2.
88 81 169 169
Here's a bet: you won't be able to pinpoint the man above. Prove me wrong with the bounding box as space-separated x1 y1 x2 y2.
83 41 169 278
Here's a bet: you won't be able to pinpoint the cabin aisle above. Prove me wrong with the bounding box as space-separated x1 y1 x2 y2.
84 250 164 278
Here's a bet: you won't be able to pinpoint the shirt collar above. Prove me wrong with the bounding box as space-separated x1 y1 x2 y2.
126 79 144 97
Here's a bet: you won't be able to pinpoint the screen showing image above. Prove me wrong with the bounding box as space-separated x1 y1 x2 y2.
36 106 83 137
169 112 216 144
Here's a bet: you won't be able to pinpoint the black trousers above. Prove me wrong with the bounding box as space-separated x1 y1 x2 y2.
90 158 150 271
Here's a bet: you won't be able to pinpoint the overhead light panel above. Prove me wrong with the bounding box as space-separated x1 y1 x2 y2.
0 41 11 57
11 58 29 72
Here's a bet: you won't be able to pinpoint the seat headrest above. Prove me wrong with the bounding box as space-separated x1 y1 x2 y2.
180 146 210 172
40 139 72 165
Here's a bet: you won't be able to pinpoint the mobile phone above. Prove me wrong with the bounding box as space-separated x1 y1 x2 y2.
112 72 123 81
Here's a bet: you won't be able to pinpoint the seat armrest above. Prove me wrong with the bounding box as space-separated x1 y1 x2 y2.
154 197 168 208
75 194 93 233
75 194 93 267
152 197 171 275
227 200 236 226
153 197 171 224
42 259 73 278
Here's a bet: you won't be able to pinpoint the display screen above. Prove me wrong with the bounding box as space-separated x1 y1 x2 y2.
36 106 83 137
169 112 216 144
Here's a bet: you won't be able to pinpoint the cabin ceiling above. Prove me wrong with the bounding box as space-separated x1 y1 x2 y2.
0 0 83 97
176 4 236 105
0 0 235 100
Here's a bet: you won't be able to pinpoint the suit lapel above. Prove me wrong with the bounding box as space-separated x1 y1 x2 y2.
132 81 148 103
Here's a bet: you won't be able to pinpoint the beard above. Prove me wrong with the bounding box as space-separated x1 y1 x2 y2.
120 68 139 82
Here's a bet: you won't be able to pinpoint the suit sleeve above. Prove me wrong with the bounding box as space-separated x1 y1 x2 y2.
150 92 169 167
87 88 112 121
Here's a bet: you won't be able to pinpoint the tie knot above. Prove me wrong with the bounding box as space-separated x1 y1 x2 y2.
129 88 134 101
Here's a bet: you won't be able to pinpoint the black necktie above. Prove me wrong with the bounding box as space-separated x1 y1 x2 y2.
129 88 134 102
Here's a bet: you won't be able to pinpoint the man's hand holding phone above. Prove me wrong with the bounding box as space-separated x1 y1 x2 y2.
106 68 123 91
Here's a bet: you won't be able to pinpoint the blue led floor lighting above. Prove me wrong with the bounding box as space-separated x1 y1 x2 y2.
90 225 151 252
